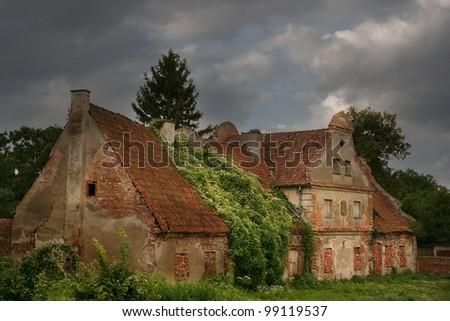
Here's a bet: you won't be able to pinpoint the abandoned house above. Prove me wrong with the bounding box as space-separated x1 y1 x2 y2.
7 89 417 280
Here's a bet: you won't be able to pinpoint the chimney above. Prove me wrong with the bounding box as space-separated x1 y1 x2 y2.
160 120 175 144
241 129 263 163
69 89 90 121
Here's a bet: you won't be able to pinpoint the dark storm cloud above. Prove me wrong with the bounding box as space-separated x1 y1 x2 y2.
0 0 449 186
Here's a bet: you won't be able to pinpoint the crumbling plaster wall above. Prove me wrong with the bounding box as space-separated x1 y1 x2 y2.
156 234 229 281
82 144 161 270
373 233 417 275
312 232 372 280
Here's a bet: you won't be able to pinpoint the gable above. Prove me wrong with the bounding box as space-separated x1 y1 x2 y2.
89 105 229 234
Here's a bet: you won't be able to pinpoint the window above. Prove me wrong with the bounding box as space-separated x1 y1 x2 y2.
399 246 407 267
340 201 347 216
175 253 189 280
333 158 340 174
354 247 362 270
354 201 361 219
324 248 333 273
324 199 332 218
204 251 217 275
344 160 351 176
286 250 301 278
87 182 96 197
385 245 394 268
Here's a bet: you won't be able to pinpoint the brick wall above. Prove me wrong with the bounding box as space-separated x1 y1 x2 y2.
0 218 12 256
417 256 450 274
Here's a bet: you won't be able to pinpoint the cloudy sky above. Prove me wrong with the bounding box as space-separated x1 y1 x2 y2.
1 0 449 186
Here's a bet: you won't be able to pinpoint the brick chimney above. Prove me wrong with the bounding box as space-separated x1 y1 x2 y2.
69 89 90 121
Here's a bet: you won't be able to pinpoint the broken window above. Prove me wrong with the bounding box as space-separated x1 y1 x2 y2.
324 199 332 218
87 182 96 197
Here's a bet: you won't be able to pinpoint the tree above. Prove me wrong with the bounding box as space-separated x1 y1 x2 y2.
346 106 450 244
132 49 202 129
390 169 450 244
0 125 62 218
346 106 411 188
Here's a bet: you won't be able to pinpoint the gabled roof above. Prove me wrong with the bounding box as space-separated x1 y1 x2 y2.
263 129 327 186
357 158 415 233
89 104 229 234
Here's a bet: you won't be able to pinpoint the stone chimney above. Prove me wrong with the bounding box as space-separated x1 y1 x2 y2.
241 129 263 163
69 89 90 121
160 120 175 144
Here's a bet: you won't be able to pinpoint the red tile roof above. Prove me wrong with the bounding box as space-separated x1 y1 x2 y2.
89 104 229 234
263 129 327 186
357 158 415 233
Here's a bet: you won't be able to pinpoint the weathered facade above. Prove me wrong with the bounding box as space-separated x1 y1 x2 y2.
11 90 229 280
214 112 417 279
7 90 417 281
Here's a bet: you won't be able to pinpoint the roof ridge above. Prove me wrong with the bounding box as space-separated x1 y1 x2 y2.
263 128 328 135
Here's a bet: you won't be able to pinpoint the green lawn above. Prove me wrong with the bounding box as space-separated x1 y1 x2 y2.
246 273 450 301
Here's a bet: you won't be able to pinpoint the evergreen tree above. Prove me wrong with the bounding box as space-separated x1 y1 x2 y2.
132 49 202 129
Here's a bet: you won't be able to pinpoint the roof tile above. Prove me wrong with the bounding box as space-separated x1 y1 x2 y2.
89 104 230 234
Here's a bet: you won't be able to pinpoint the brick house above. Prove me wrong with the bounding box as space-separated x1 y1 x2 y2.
10 90 229 280
8 90 416 280
213 112 417 279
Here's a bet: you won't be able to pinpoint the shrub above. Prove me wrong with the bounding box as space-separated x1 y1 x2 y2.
17 242 78 300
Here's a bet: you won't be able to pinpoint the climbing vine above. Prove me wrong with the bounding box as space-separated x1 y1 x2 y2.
300 220 315 274
167 135 293 287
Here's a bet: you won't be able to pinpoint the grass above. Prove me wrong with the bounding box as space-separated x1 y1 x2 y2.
246 272 450 301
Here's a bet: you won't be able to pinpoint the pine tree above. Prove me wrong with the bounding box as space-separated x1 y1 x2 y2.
132 49 202 129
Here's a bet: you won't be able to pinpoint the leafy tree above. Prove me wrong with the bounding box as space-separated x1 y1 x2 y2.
346 106 411 188
390 169 450 244
132 49 202 129
346 107 450 244
0 125 62 218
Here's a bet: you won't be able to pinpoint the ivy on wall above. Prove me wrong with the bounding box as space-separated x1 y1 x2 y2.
168 135 293 287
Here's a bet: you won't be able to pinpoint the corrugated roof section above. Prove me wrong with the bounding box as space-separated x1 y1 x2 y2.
89 104 230 234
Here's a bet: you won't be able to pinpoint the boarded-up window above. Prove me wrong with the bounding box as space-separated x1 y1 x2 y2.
286 250 300 277
175 253 189 280
385 245 394 268
324 248 333 273
374 243 382 276
399 246 407 267
354 201 361 219
204 251 217 275
324 200 332 218
354 247 362 270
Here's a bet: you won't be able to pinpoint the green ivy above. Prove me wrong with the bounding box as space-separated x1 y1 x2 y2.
168 135 293 288
300 221 315 274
